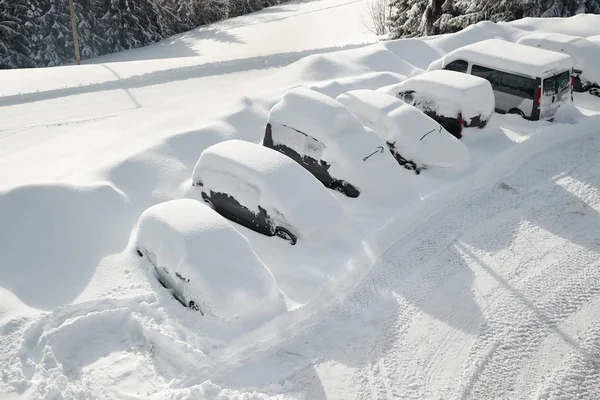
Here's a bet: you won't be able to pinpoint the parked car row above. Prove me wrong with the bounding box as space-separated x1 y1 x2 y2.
134 88 469 313
132 36 598 316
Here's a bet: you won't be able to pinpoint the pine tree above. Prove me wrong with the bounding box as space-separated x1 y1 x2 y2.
389 0 600 38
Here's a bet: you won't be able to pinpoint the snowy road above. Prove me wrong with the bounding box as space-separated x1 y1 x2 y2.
205 123 600 400
348 127 600 400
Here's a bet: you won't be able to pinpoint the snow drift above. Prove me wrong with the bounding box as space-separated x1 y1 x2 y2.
0 182 132 310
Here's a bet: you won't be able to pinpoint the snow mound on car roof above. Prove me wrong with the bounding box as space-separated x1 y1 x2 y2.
281 44 421 84
336 90 470 169
134 198 284 326
267 87 420 210
192 139 344 238
516 33 600 86
378 70 495 124
428 39 573 78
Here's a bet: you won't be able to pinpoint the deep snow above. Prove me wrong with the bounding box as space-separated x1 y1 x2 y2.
2 3 600 400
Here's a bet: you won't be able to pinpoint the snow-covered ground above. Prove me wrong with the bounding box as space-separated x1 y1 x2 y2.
2 1 600 398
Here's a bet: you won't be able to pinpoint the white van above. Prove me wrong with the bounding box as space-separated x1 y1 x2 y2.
428 39 574 121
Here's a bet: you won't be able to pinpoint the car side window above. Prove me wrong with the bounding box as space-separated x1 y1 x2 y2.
471 65 502 89
202 169 240 197
237 180 261 207
445 60 468 73
274 125 307 156
304 134 325 160
500 72 535 99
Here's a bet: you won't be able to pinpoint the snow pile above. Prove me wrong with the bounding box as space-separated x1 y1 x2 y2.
506 14 600 38
379 70 495 126
308 71 406 100
516 33 600 86
267 86 419 208
428 38 573 77
192 139 345 239
134 198 284 327
336 90 470 169
588 35 600 46
279 43 422 85
0 182 132 310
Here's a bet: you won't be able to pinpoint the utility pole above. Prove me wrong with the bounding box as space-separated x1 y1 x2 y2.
68 0 81 65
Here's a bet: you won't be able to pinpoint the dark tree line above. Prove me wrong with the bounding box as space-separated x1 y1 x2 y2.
0 0 286 69
388 0 600 38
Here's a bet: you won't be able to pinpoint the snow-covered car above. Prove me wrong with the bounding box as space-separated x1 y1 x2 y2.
134 198 284 323
377 70 494 139
263 86 416 200
336 90 470 173
516 33 600 94
427 39 574 121
192 139 344 245
588 35 600 47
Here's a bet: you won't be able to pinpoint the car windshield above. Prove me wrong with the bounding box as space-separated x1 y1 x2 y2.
543 70 571 95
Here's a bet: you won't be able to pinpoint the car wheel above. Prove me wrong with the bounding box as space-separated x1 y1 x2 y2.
157 276 168 289
590 87 600 97
202 194 215 209
330 182 347 195
508 108 525 118
275 227 297 245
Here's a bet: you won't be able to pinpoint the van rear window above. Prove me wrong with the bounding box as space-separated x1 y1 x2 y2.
543 71 570 95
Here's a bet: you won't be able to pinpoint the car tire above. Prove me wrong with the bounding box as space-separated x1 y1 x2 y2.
590 87 600 97
508 108 525 118
201 193 215 209
330 181 347 195
275 227 297 245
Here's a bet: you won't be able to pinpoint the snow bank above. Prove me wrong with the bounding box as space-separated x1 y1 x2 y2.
279 44 421 85
428 39 573 78
134 198 284 326
192 139 344 239
336 90 470 169
588 35 600 46
0 182 132 310
506 14 600 38
267 87 419 208
379 70 495 125
308 71 406 99
382 38 443 70
516 33 600 86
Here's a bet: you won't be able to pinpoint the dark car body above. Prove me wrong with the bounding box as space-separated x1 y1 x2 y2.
263 123 360 197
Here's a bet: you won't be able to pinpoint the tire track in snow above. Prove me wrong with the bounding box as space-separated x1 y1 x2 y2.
533 320 600 400
456 143 600 399
344 130 600 399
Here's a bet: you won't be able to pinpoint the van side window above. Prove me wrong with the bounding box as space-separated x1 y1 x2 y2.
500 72 535 99
471 65 501 88
445 60 468 73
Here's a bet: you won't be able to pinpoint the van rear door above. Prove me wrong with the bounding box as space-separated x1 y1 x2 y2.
540 70 571 119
